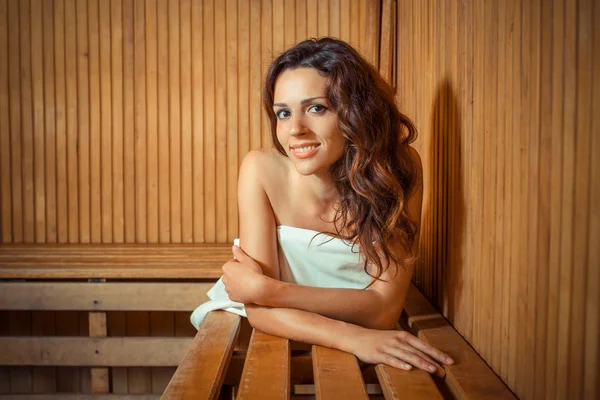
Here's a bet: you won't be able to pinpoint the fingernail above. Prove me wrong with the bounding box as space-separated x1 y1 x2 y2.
429 365 436 372
446 358 454 364
404 364 411 370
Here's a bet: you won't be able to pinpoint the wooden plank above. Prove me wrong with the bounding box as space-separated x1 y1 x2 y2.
295 0 306 40
20 0 35 244
127 310 151 393
249 0 261 151
145 0 158 243
329 0 340 38
134 0 147 243
0 337 191 366
312 345 368 400
0 282 212 311
180 0 193 244
107 310 128 393
237 330 290 400
317 0 329 38
41 0 56 244
0 396 161 399
0 265 222 280
238 0 250 163
191 0 204 242
9 311 33 393
88 0 101 244
226 0 239 244
89 311 109 393
31 311 57 393
7 0 22 243
0 0 10 243
284 0 295 48
150 311 175 394
404 285 516 399
54 311 81 391
111 0 125 243
54 0 68 243
168 0 181 244
215 0 227 243
99 0 113 244
163 312 241 399
203 0 215 242
306 0 317 39
375 364 442 400
339 0 350 43
378 0 393 84
123 0 135 243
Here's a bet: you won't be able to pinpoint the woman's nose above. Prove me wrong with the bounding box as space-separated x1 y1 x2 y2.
289 116 307 136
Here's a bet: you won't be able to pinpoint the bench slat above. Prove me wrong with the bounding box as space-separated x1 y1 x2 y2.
404 285 517 399
237 330 290 399
312 345 368 400
162 311 241 400
375 364 443 399
0 396 161 400
0 265 222 279
0 337 191 366
2 282 212 311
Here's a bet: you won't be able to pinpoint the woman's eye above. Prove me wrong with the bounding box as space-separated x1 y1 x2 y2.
308 104 327 114
275 109 291 119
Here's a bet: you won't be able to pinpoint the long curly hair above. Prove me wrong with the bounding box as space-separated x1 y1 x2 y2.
263 38 420 282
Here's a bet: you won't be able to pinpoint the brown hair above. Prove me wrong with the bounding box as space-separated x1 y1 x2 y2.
263 38 420 281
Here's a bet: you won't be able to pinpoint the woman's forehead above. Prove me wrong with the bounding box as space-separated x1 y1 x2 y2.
273 68 329 104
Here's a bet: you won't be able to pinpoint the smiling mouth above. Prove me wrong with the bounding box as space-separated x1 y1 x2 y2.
291 144 320 153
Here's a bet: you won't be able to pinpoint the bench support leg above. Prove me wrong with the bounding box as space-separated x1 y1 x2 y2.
88 278 110 394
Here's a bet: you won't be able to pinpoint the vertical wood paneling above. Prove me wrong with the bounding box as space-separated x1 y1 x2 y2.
168 0 181 243
134 0 147 242
145 0 158 243
0 0 10 243
180 0 193 243
203 0 215 242
122 0 135 243
88 0 101 244
99 0 112 243
396 1 599 399
156 0 169 242
249 0 261 152
191 0 204 242
214 0 226 243
111 0 124 243
226 0 238 244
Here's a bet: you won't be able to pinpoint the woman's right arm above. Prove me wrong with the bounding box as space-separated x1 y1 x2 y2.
234 151 450 376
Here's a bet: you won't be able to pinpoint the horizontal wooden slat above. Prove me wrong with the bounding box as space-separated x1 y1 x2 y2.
0 337 192 366
403 285 517 399
312 345 368 400
375 364 443 400
0 265 222 279
1 282 212 311
0 396 161 400
237 330 290 400
0 244 230 279
163 311 241 400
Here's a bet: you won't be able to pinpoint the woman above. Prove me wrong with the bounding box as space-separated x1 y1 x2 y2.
191 38 453 377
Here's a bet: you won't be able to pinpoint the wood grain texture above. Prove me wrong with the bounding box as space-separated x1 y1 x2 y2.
162 312 241 400
237 330 290 399
312 345 368 400
375 364 442 400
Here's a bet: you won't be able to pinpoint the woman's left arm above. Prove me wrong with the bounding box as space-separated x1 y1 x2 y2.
225 148 423 330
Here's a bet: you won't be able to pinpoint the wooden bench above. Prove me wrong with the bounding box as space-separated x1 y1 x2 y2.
0 245 516 399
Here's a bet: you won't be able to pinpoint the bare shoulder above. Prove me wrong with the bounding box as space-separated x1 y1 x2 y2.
407 145 423 180
239 147 290 190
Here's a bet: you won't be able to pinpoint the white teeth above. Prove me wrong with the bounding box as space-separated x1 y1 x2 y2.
294 145 318 153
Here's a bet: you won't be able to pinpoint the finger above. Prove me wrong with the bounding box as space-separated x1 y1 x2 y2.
400 333 454 365
396 342 443 373
384 346 445 377
232 245 247 261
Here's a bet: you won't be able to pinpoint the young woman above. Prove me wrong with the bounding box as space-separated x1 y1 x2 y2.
191 38 454 377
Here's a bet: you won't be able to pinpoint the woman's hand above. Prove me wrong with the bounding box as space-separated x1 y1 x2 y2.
347 327 454 377
221 245 269 305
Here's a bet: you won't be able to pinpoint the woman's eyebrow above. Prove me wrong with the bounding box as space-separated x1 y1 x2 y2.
273 96 327 107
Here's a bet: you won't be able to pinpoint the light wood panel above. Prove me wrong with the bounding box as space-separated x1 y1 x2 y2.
397 1 599 399
0 0 378 245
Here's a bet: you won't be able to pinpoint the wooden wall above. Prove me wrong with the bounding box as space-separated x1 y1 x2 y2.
0 0 380 245
398 1 599 399
0 0 383 395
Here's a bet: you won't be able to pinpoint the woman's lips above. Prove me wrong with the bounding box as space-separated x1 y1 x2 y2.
291 144 320 159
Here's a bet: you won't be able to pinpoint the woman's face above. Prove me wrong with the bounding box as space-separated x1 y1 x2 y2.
273 68 346 177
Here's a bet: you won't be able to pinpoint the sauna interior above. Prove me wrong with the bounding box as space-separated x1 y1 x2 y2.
0 0 598 399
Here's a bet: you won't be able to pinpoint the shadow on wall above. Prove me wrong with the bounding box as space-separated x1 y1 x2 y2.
428 78 465 324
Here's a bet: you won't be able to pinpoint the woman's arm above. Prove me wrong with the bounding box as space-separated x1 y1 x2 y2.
225 150 451 376
226 148 423 330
